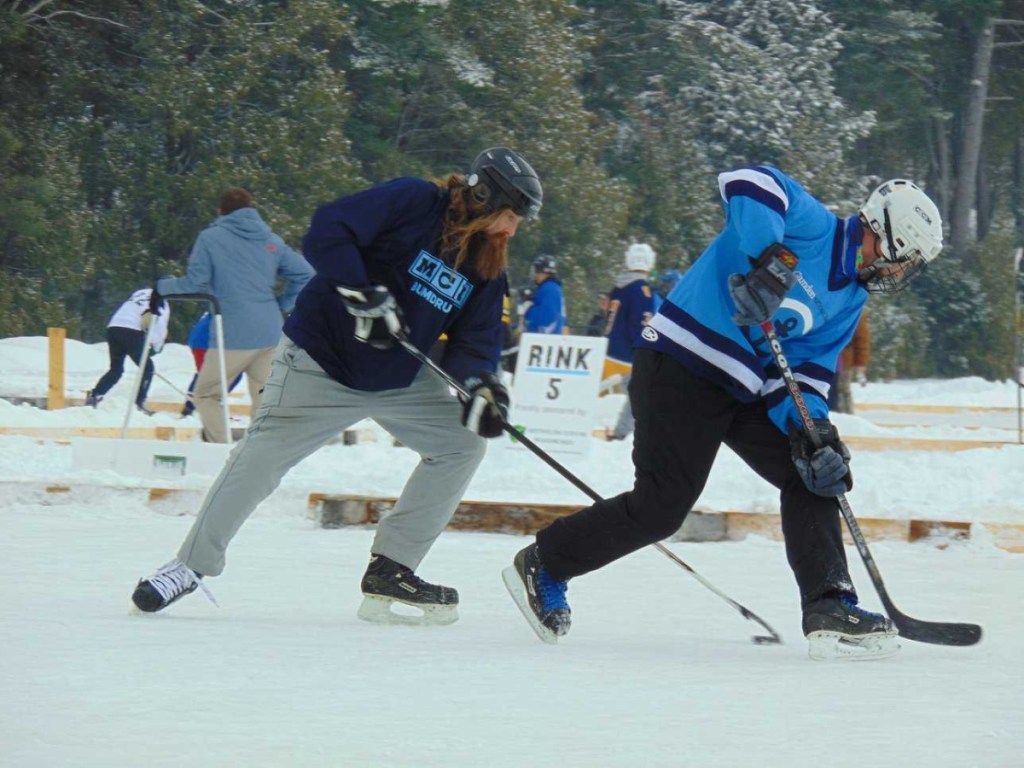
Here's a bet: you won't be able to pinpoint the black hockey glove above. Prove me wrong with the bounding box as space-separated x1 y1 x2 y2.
336 285 409 351
727 243 798 326
461 371 510 439
789 419 853 497
148 288 163 315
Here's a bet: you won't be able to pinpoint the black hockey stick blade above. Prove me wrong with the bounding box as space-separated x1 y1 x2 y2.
884 600 982 646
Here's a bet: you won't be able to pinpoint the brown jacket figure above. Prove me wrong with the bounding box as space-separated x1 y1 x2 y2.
836 310 871 414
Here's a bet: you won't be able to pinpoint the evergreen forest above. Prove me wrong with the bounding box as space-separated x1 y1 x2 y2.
3 0 1024 380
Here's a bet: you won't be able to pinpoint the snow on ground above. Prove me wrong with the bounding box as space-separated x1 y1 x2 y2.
0 336 1022 767
1 336 1023 524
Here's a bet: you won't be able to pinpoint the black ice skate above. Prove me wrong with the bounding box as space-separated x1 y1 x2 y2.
131 559 216 613
357 554 459 626
803 592 899 661
501 543 570 644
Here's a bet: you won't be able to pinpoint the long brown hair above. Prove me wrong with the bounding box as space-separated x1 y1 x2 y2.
432 173 511 281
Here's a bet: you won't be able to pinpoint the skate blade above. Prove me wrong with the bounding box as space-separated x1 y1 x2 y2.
807 630 901 661
357 595 459 627
501 565 558 645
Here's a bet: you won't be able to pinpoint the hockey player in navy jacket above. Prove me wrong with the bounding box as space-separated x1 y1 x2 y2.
131 148 543 626
504 168 944 660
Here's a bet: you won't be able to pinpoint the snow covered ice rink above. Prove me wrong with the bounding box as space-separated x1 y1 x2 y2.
1 336 1022 767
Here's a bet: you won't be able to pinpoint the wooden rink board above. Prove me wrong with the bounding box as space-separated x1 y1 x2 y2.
3 426 1016 453
305 494 1024 554
2 396 1021 451
6 483 1021 553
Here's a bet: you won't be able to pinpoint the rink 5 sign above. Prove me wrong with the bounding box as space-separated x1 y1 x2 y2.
508 333 608 457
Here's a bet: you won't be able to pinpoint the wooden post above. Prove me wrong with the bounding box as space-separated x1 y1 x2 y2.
47 327 66 410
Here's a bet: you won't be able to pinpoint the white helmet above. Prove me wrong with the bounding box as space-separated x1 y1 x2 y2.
857 179 943 292
625 243 656 272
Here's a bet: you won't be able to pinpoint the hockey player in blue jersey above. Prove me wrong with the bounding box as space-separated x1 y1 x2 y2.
603 243 658 441
523 254 567 334
504 169 943 660
131 147 542 626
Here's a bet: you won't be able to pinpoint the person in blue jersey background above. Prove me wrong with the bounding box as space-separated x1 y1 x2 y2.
132 148 543 628
523 255 566 334
504 170 943 661
603 243 657 441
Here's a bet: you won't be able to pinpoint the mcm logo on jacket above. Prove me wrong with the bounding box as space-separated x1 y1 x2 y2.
409 250 473 314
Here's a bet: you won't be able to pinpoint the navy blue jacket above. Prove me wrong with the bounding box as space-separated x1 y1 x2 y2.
605 276 655 364
284 177 507 391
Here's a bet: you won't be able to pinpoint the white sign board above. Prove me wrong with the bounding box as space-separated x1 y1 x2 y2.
507 333 607 457
71 437 231 481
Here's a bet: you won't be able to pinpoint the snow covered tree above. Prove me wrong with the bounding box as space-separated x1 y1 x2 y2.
663 0 875 203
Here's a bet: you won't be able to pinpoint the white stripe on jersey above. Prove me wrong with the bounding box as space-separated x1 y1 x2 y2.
760 373 830 401
717 168 790 212
647 313 763 396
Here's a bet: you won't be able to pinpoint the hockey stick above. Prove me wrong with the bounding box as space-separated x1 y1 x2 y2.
759 320 982 646
153 370 192 401
394 330 782 645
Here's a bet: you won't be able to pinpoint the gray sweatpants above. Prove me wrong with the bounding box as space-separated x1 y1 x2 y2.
177 339 486 577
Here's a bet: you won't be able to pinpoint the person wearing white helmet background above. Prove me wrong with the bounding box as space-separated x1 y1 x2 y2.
503 167 944 661
603 242 658 441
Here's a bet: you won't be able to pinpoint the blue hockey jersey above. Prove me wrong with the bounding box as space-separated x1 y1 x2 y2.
524 277 566 334
284 177 506 390
636 165 868 434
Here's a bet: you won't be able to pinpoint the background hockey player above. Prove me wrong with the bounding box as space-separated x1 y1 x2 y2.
523 255 566 334
603 242 658 441
85 287 170 415
503 169 943 661
131 146 542 626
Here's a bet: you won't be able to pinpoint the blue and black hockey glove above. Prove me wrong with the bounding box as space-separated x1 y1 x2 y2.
461 371 510 439
336 285 409 351
728 243 798 326
789 419 853 497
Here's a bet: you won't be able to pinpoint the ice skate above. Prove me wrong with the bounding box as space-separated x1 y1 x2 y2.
131 559 216 613
803 592 899 661
357 554 459 626
502 543 570 644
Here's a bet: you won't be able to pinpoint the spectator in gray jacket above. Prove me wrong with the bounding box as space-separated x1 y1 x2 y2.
157 187 313 442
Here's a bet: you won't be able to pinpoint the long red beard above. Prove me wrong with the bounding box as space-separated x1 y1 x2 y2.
472 232 509 281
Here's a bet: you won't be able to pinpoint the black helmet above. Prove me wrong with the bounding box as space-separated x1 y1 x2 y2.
468 147 543 220
533 254 557 274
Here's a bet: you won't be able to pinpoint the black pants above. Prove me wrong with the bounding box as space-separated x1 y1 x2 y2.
92 326 154 407
536 349 854 606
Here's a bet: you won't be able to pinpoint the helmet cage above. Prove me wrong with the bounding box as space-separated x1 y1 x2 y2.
857 179 942 294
